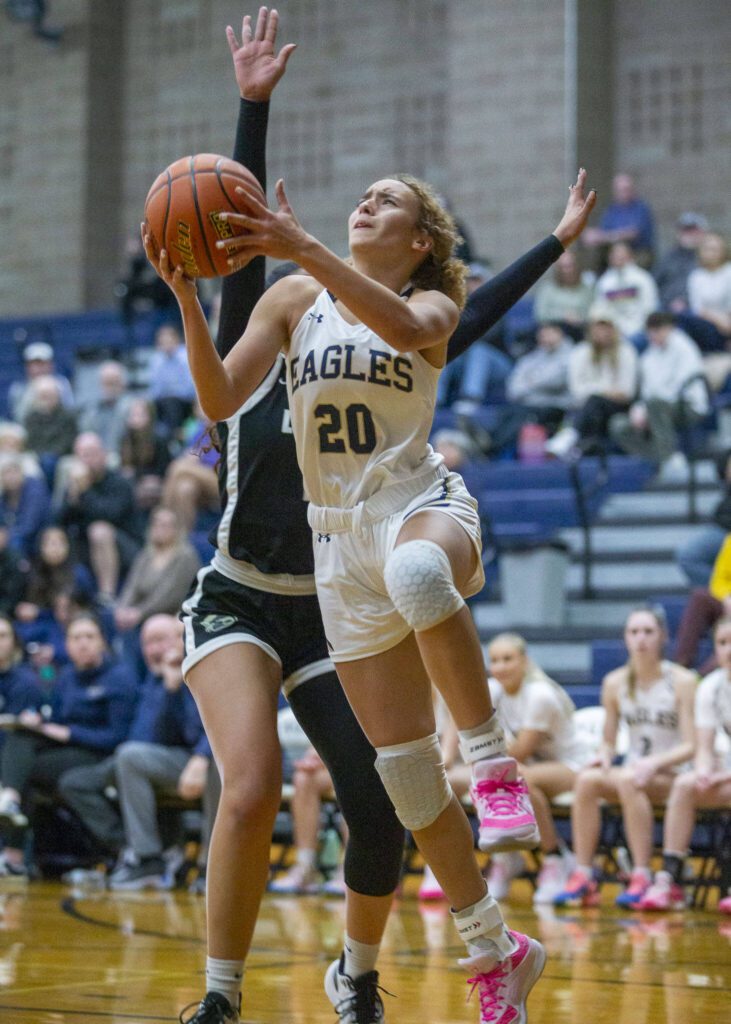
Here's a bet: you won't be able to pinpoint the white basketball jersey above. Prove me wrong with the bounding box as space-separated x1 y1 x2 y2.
695 667 731 768
618 664 682 762
287 290 443 508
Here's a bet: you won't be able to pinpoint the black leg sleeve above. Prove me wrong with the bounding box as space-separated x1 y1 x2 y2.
287 672 405 897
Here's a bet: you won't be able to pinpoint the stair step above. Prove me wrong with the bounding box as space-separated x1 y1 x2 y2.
598 490 717 521
559 523 708 555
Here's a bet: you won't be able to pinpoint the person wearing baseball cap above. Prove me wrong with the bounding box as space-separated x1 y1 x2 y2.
654 212 709 312
8 340 74 422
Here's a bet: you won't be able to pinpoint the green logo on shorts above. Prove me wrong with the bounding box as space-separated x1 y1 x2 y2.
200 614 237 634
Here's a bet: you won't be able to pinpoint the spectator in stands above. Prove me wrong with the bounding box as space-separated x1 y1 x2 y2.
57 432 143 603
553 606 696 909
59 615 216 890
677 450 731 587
674 531 731 672
0 454 50 557
78 361 134 455
0 615 43 753
546 304 638 457
654 212 708 312
483 322 573 453
582 172 656 267
0 422 41 478
677 234 731 388
8 341 74 424
21 376 78 483
118 398 172 511
610 312 708 467
113 506 200 634
116 232 179 326
636 615 731 914
0 520 27 616
594 242 659 342
534 250 594 340
147 324 197 435
436 261 512 412
420 634 592 906
0 612 137 880
268 745 347 896
15 526 95 631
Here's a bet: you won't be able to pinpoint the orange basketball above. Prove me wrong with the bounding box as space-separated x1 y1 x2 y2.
143 153 266 278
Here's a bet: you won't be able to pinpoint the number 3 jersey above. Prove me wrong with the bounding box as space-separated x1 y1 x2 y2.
287 289 444 509
618 663 684 764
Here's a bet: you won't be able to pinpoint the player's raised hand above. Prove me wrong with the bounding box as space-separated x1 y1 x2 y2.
227 6 297 102
553 168 597 248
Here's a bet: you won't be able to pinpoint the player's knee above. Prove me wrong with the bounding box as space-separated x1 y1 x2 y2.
384 539 464 632
374 733 452 831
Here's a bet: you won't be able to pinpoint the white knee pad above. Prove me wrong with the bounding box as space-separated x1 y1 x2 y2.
374 733 452 831
384 539 465 632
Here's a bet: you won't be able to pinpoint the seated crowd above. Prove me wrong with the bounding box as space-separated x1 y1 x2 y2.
0 175 729 917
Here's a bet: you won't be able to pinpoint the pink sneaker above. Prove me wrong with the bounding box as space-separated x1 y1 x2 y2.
615 869 652 908
553 868 600 908
719 891 731 915
462 931 546 1024
635 871 685 911
418 864 446 901
470 758 540 852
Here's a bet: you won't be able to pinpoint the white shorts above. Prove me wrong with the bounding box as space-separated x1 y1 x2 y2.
307 466 484 662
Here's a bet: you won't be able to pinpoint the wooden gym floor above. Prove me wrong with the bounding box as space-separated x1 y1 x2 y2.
0 876 729 1023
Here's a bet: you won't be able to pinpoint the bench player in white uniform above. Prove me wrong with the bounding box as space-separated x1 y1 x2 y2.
554 607 696 908
145 33 597 1021
637 615 731 913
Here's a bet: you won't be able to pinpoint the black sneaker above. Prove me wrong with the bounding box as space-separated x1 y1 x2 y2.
108 854 168 891
324 955 388 1023
179 991 239 1023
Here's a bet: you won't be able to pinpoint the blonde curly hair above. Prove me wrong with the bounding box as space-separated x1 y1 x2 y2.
391 174 468 310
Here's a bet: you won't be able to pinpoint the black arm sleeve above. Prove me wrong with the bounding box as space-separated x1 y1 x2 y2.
447 234 565 363
216 99 270 359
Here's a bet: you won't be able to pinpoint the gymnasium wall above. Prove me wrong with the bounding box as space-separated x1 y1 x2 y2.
1 0 729 317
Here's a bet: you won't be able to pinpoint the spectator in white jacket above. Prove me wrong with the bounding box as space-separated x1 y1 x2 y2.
546 304 638 457
595 242 659 341
611 313 708 465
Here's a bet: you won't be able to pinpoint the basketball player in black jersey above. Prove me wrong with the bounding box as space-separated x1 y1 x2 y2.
161 10 596 1024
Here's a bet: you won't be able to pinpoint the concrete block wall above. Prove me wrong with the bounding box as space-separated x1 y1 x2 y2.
1 0 729 317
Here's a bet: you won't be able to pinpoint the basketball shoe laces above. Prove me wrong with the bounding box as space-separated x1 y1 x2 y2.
333 971 392 1024
467 961 510 1024
473 771 530 821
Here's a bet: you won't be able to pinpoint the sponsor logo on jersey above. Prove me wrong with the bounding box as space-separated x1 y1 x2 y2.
199 614 237 634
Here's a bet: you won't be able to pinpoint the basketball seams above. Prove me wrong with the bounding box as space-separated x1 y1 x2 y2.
189 155 218 277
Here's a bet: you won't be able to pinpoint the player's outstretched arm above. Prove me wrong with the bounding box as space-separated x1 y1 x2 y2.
218 6 297 359
447 168 596 362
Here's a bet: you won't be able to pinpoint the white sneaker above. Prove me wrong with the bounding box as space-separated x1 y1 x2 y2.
485 851 525 901
418 864 446 901
324 955 386 1023
268 862 322 894
533 853 572 906
460 931 546 1024
544 426 579 458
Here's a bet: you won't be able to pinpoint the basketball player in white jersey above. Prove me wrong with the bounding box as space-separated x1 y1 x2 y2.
144 84 596 1023
554 606 696 909
637 615 731 912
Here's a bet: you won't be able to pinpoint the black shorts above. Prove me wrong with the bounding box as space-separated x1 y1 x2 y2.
180 566 331 696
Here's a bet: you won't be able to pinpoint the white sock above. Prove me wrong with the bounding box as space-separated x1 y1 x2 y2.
342 933 380 980
575 864 593 876
633 866 651 878
458 713 506 763
453 888 517 962
296 848 317 870
206 956 244 1010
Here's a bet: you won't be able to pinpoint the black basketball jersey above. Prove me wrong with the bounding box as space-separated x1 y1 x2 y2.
211 354 314 577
